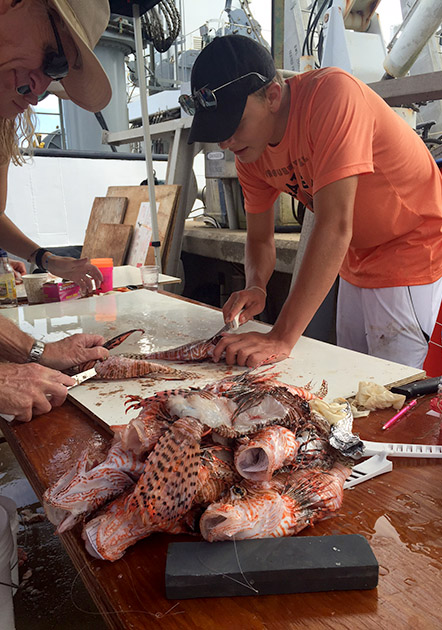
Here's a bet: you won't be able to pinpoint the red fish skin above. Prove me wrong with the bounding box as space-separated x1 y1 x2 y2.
144 338 218 362
194 450 240 505
200 485 286 542
83 490 152 562
93 355 195 380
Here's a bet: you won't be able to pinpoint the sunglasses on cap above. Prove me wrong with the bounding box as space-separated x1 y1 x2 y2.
16 12 69 97
179 71 270 116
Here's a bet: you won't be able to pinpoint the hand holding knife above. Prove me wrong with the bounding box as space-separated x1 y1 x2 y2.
0 366 97 423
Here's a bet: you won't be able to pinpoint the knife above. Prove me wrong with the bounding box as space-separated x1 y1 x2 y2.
390 376 441 399
67 366 97 390
216 312 243 336
0 366 97 422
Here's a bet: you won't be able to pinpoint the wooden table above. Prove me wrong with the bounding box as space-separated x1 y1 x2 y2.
1 394 441 630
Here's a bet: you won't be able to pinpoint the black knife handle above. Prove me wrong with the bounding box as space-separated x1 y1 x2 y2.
390 376 441 398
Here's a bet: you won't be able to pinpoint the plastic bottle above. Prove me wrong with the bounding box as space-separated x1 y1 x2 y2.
0 249 17 308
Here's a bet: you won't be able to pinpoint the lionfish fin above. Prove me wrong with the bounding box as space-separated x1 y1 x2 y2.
134 417 202 526
103 329 144 350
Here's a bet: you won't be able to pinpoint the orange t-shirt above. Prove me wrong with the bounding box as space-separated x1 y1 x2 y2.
236 68 442 288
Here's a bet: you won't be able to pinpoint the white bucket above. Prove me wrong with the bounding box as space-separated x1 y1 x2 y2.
0 505 15 630
0 497 19 595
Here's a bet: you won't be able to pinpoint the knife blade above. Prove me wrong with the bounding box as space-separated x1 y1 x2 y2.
67 367 97 390
216 312 243 336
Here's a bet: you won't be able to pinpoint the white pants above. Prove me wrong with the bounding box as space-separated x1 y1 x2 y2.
336 277 442 369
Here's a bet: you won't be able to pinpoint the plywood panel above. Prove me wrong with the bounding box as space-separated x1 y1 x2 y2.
81 196 127 259
89 223 133 266
106 185 180 267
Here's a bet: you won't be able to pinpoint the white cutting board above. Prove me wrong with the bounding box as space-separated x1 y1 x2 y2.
3 291 424 429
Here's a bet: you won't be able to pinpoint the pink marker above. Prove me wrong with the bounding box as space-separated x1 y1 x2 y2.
382 398 418 430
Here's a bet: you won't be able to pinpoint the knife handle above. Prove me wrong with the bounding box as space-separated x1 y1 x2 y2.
391 376 441 398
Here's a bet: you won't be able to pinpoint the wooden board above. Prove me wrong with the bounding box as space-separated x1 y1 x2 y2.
106 185 181 267
81 196 128 260
87 223 133 266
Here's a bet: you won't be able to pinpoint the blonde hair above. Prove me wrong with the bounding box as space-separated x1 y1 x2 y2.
0 108 36 166
0 0 47 165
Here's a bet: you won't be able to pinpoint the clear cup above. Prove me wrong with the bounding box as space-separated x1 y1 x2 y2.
140 265 159 291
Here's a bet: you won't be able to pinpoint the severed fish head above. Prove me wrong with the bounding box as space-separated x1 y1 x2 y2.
199 483 286 542
234 425 300 481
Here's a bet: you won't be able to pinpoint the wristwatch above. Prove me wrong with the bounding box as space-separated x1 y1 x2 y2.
28 339 45 363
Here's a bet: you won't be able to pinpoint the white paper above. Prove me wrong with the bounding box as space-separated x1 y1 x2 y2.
127 201 159 267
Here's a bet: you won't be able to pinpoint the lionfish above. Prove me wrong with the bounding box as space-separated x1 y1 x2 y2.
83 421 240 561
136 324 230 362
43 441 145 533
46 363 347 562
73 328 196 380
199 462 350 541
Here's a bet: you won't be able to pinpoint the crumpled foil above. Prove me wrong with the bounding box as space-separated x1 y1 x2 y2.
326 401 365 458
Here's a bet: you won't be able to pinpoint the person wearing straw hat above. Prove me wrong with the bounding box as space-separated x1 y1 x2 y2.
0 0 112 421
0 0 111 291
183 35 442 370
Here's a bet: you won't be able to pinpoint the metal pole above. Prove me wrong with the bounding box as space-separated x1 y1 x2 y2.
133 3 162 271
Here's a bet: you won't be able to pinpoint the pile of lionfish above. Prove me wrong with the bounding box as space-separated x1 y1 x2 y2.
45 325 357 562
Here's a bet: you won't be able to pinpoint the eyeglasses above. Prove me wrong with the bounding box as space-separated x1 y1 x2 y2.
179 72 270 116
16 12 69 96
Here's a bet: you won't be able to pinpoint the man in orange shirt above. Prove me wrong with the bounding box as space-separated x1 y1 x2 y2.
183 35 442 369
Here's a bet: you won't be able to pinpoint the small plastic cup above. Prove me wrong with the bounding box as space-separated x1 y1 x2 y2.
22 273 48 304
90 258 113 293
140 265 159 291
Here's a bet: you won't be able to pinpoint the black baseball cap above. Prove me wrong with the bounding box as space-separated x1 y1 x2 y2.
187 35 276 144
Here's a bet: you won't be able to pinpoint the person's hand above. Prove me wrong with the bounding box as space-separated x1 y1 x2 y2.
41 334 109 371
45 256 103 294
0 363 75 422
9 259 26 284
223 287 266 327
212 330 292 367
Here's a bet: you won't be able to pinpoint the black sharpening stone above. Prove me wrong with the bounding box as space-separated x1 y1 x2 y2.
165 534 378 599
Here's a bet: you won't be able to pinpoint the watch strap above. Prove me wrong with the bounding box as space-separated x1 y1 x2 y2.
28 339 45 363
35 248 51 271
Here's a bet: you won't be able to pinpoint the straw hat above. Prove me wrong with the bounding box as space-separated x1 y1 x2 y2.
47 0 112 112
